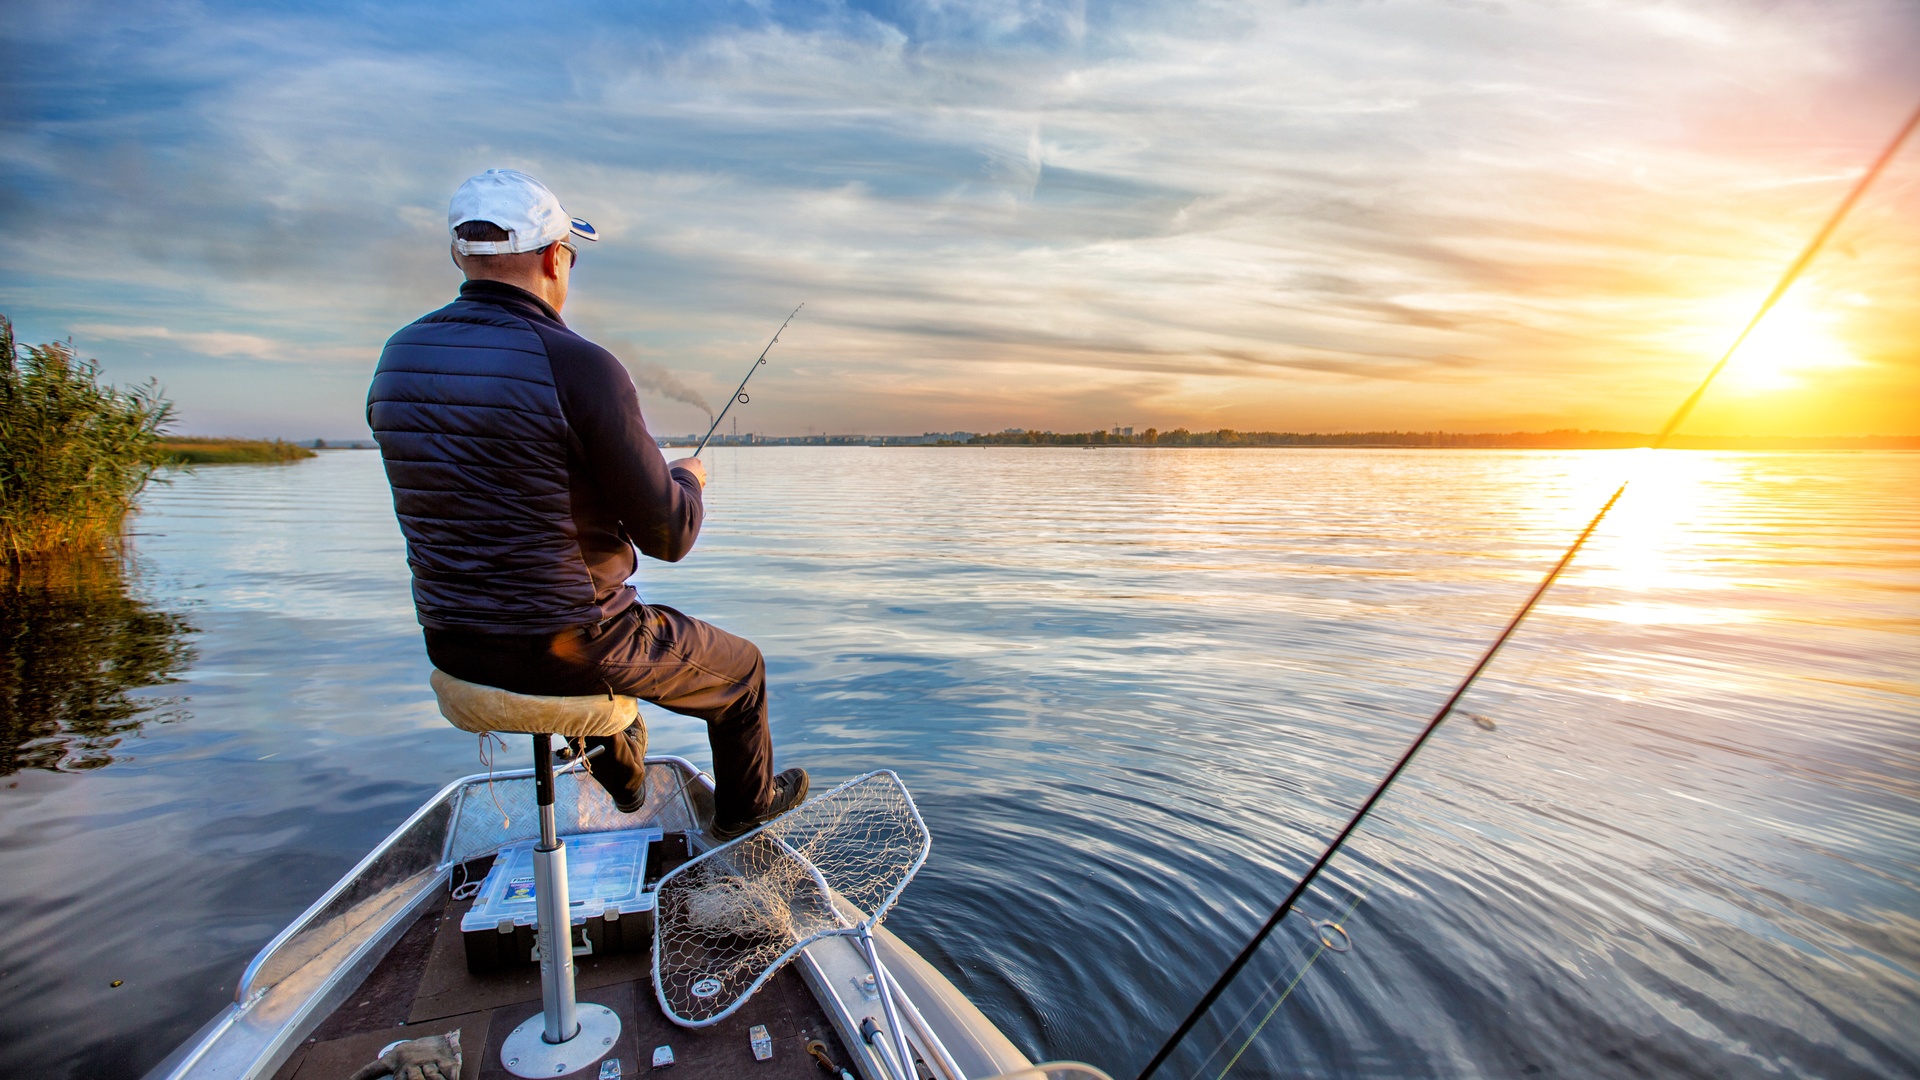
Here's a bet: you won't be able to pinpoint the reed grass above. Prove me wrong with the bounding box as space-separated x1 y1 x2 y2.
1 316 175 561
157 437 316 465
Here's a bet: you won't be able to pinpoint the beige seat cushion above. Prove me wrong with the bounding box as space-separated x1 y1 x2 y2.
430 669 639 738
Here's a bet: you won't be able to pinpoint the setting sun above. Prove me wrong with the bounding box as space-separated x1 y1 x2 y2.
1719 293 1864 394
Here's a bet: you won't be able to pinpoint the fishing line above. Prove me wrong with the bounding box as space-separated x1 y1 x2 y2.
1210 887 1374 1079
694 304 804 456
1186 884 1376 1080
1137 98 1920 1080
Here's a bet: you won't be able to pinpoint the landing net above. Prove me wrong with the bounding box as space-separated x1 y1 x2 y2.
653 769 929 1027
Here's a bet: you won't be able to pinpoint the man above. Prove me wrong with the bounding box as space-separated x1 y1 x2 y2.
368 168 806 839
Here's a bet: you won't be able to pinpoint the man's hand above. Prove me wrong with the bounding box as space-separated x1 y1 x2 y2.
668 456 707 489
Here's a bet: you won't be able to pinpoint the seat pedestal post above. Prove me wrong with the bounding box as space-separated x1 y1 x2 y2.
500 733 622 1079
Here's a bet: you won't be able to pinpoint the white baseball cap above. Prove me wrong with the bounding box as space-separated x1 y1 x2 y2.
448 169 598 255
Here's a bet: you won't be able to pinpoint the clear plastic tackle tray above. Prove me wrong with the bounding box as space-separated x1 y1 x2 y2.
461 826 663 933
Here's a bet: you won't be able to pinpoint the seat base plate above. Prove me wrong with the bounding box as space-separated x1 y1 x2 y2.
501 1002 621 1078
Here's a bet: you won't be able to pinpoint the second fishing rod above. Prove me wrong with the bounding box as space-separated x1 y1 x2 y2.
1137 98 1920 1080
693 304 803 457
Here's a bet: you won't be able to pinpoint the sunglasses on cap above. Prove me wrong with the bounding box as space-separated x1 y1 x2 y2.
561 217 596 267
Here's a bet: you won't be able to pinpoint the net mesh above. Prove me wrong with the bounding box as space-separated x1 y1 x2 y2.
654 770 928 1026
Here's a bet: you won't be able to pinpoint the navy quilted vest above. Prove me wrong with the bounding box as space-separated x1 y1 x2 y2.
370 293 618 633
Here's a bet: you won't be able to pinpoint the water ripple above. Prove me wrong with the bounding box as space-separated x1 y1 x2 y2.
0 448 1915 1078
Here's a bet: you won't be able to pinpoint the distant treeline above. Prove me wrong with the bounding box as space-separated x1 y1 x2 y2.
967 428 1920 450
158 438 317 465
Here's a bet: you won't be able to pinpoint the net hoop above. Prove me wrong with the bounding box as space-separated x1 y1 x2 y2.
651 769 930 1027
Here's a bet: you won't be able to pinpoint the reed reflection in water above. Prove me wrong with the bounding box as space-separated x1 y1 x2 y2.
0 548 195 774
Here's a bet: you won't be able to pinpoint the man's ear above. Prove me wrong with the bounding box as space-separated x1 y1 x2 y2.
542 242 564 281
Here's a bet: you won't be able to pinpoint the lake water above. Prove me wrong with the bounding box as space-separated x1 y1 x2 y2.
2 447 1916 1079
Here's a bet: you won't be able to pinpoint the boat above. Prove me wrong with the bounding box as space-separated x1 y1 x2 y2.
142 730 1108 1080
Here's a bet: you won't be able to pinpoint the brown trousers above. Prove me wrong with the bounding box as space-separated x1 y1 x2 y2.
424 603 773 823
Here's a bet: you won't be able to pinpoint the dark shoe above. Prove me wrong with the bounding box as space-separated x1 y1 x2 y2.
712 768 810 841
603 725 649 813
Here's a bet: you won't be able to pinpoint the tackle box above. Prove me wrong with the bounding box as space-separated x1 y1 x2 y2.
460 827 663 973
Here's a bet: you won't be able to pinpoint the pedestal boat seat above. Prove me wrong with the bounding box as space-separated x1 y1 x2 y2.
430 668 640 740
429 668 640 1079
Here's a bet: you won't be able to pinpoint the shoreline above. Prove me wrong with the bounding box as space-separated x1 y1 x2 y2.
659 439 1920 451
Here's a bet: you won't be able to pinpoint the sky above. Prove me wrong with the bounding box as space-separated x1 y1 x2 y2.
3 0 1917 439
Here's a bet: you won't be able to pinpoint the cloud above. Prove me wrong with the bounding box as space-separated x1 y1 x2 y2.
70 324 284 359
1 0 1916 436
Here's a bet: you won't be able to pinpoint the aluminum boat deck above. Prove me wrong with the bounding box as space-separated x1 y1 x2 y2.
268 884 852 1079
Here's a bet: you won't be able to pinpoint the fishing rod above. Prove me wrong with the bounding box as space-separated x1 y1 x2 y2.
1137 99 1920 1080
694 304 803 456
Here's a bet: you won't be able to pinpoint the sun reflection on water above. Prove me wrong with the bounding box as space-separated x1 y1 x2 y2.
1517 450 1795 629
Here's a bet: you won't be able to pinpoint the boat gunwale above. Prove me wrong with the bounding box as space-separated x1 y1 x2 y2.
148 869 446 1080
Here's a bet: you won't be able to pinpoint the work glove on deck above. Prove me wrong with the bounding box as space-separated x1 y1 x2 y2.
348 1030 461 1080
